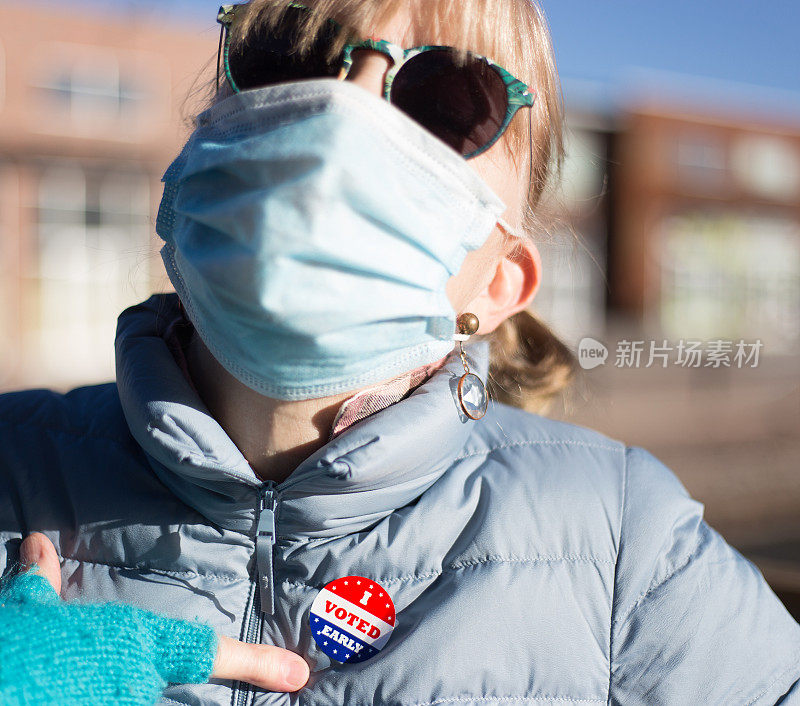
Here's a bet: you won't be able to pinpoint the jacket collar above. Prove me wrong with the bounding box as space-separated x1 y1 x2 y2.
115 293 489 537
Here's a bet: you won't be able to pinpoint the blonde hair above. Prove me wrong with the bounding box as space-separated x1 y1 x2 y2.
199 0 580 414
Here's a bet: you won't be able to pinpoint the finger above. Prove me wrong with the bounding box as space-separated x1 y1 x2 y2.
19 532 62 595
212 635 309 692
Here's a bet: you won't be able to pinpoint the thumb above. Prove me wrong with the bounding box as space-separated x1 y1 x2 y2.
212 635 309 692
19 532 62 596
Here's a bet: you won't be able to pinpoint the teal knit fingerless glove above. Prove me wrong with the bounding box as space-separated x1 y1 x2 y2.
0 565 218 705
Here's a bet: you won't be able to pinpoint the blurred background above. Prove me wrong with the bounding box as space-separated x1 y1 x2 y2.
0 1 797 617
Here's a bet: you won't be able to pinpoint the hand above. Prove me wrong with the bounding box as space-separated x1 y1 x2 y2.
0 533 309 704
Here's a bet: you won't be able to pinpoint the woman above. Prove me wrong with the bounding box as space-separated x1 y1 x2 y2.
1 0 799 704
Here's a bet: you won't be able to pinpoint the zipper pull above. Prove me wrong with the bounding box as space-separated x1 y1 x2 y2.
255 487 277 616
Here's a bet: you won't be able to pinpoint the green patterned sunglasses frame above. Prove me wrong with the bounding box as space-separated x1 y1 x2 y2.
217 3 536 159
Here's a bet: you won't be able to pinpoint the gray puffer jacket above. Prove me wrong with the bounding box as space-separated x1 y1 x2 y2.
1 293 799 705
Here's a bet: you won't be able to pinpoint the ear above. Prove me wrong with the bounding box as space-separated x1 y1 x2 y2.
470 236 542 334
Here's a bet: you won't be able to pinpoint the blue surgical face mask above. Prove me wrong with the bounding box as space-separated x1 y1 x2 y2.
156 77 510 401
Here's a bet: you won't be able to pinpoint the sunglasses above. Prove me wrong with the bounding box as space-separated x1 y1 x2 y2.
216 2 536 159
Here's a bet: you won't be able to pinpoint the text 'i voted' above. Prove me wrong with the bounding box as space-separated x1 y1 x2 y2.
309 575 396 663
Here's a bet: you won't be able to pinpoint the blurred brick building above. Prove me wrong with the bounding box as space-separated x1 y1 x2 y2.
533 94 800 353
611 105 800 351
0 3 215 389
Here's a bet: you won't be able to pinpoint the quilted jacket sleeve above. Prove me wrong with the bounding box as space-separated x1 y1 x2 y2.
609 446 800 705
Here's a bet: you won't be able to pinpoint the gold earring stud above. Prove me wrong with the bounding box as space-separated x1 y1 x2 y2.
453 313 488 420
457 312 479 337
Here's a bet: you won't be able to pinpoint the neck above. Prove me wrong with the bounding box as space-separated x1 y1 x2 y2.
185 331 353 484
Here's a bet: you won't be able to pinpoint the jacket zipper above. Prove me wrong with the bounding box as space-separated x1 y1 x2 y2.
236 481 278 706
256 485 278 616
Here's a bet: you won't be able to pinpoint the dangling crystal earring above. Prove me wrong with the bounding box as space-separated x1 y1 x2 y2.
453 313 488 420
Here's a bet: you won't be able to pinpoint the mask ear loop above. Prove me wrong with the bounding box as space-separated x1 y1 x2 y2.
497 217 517 238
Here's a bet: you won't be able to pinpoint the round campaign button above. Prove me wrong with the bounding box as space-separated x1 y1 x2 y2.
309 575 396 663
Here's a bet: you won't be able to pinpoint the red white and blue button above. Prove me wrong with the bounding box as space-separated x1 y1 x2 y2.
309 575 396 663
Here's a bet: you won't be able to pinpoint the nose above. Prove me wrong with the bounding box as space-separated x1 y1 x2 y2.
341 49 393 97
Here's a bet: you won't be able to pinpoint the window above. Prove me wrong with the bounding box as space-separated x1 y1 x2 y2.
0 161 15 388
31 43 155 137
0 39 5 110
559 129 606 211
731 135 800 202
673 130 728 193
40 62 143 121
531 226 607 348
659 211 800 353
532 127 608 345
32 162 152 384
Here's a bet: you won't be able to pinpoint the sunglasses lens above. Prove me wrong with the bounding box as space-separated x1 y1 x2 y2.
226 7 341 90
390 49 509 157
